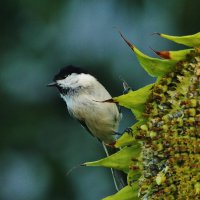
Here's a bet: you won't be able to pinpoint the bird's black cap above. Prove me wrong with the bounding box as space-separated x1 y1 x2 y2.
53 65 89 81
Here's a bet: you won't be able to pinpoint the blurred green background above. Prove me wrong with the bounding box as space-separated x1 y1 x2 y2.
1 0 200 200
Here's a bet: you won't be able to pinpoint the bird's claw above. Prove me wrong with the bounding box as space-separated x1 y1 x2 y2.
113 131 123 136
105 141 116 148
124 127 133 135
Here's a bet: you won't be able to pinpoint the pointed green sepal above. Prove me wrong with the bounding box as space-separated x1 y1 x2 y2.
102 184 139 200
115 132 135 148
152 48 192 61
158 32 200 47
119 32 177 77
83 145 141 173
112 84 153 119
115 121 145 148
127 169 141 186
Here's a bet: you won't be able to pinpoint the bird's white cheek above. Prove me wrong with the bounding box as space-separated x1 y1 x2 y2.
60 94 72 107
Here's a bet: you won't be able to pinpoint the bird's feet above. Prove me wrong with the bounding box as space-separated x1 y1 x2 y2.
105 141 116 148
113 127 133 137
124 127 133 135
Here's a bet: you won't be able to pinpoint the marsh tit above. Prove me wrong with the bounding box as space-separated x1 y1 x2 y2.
48 65 127 190
47 65 121 144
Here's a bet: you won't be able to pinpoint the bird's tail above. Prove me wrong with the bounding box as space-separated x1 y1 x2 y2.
102 142 127 191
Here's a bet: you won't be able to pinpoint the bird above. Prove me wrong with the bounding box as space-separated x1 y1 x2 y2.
47 65 126 190
47 65 121 144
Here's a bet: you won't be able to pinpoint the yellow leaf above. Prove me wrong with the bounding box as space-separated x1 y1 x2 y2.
152 48 192 61
113 84 153 119
83 145 141 173
115 121 145 148
102 185 139 200
119 32 177 77
158 32 200 47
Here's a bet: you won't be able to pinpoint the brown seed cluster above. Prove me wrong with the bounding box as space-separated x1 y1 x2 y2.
137 50 200 199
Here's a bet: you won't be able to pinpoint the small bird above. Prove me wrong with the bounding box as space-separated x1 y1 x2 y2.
47 65 126 190
47 65 121 144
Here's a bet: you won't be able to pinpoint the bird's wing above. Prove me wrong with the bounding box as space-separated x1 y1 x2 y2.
68 106 96 139
77 119 95 138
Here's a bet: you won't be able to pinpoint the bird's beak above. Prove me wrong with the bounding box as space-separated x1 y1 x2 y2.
47 82 57 87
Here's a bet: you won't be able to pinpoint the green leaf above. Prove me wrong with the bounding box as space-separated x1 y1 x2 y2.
127 169 141 185
102 185 139 200
152 48 192 61
83 144 141 173
158 32 200 47
115 121 145 148
119 32 177 77
115 132 135 148
112 84 153 119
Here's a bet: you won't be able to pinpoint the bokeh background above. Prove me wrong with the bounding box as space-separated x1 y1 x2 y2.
1 0 200 200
